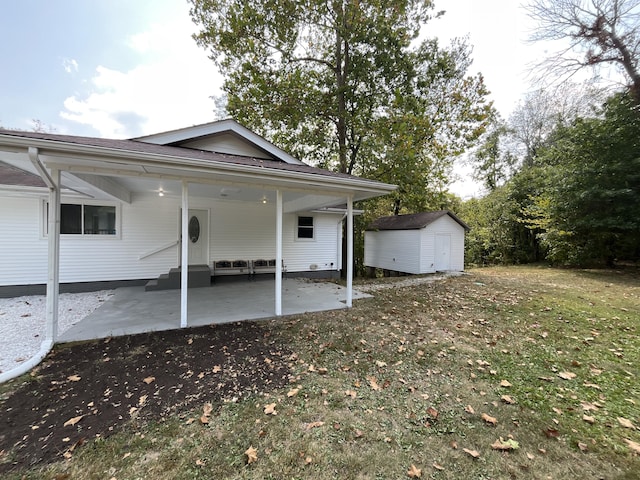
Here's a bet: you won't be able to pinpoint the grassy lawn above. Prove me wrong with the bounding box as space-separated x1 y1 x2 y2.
3 266 639 479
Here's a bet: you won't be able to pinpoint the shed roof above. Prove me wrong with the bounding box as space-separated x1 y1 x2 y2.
367 210 470 231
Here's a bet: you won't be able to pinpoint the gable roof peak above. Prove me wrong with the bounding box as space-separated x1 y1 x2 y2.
131 118 305 165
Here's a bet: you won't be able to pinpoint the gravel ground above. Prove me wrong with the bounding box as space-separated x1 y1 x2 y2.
0 290 114 374
355 271 463 292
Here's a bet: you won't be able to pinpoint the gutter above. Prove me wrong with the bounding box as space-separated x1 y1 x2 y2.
0 135 397 195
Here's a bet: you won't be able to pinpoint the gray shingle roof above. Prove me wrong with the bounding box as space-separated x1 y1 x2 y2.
0 161 46 187
0 128 367 183
367 210 470 231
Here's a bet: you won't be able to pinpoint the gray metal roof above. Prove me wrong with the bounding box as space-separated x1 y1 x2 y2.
367 210 470 231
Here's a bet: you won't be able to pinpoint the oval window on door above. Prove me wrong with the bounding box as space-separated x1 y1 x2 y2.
188 216 200 243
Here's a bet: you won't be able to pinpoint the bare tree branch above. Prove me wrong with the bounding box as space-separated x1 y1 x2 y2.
525 0 640 101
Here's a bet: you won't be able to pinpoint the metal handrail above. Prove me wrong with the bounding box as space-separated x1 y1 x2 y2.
138 240 179 260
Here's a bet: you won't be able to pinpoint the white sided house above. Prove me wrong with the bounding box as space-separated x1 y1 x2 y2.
364 211 469 275
0 119 395 346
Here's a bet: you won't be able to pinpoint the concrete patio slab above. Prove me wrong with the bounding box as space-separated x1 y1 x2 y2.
57 278 371 343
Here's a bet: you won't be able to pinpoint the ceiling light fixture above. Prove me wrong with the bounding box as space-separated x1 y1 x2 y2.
261 195 268 204
158 189 164 197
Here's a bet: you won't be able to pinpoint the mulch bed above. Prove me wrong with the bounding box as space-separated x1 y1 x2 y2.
0 321 292 474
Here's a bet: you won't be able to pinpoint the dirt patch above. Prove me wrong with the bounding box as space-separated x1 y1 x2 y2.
0 321 292 473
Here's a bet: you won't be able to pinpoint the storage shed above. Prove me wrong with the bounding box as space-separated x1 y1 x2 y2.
364 210 469 274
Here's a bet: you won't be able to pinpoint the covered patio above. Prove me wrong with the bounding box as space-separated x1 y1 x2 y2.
57 277 372 343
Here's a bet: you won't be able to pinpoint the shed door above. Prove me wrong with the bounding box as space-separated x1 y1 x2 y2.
435 234 451 271
180 209 209 265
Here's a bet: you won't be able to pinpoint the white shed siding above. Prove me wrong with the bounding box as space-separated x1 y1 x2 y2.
418 228 437 273
420 216 465 272
180 133 273 159
0 193 342 286
365 214 466 275
364 230 422 274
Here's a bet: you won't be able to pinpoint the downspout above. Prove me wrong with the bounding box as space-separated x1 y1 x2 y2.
2 148 60 382
336 211 347 273
346 196 353 307
180 180 189 328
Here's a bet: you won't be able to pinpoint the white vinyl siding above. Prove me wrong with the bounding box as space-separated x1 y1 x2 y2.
364 230 422 274
0 196 49 286
365 215 466 274
179 133 274 160
0 193 342 286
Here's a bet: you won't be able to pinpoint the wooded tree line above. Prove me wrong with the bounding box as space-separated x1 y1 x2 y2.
189 0 640 270
463 90 640 267
463 0 640 267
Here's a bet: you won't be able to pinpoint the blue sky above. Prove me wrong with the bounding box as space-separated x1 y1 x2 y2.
0 0 562 196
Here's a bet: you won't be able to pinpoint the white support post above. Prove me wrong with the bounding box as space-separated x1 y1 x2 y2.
275 189 283 316
180 181 189 328
46 168 61 342
346 195 354 307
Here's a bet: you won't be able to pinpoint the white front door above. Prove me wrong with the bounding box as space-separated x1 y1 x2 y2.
435 234 451 271
181 209 209 265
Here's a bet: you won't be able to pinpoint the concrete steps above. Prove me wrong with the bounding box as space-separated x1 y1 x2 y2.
145 265 211 291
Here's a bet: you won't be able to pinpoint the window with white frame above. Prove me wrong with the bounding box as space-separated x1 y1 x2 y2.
296 215 314 240
44 201 118 236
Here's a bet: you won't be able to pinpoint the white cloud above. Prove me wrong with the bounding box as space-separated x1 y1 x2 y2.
61 11 222 138
62 58 79 74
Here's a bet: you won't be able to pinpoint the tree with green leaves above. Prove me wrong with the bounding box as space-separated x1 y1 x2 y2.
189 0 492 214
524 93 640 266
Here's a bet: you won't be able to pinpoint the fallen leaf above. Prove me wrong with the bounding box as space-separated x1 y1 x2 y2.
465 405 475 414
287 388 300 398
345 390 357 398
139 395 148 406
463 448 480 459
617 417 636 429
63 415 83 427
583 415 595 424
544 428 559 438
264 403 277 415
624 438 640 454
305 456 313 465
407 464 422 478
245 446 258 464
212 365 222 373
427 406 439 419
432 462 444 471
500 380 512 387
123 452 131 459
581 401 599 411
367 376 382 391
491 437 519 451
195 458 205 466
526 452 535 460
200 402 213 424
67 375 81 382
501 395 515 404
577 442 588 452
143 376 155 384
375 360 387 368
305 421 325 430
558 372 576 380
481 413 498 426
